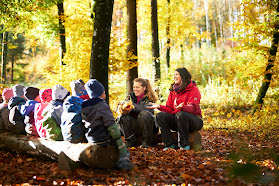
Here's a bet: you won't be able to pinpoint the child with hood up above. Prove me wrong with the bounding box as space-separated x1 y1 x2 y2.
41 85 70 140
20 87 41 136
8 96 26 134
34 88 52 138
0 88 14 130
82 79 134 171
70 79 90 100
61 96 87 143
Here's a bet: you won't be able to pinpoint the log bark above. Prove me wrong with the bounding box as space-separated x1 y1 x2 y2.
172 131 202 150
0 131 119 170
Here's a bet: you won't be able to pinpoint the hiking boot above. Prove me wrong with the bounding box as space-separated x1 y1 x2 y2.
180 145 190 150
163 144 177 151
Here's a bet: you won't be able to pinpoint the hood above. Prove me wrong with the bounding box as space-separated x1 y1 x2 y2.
8 96 26 110
81 98 103 109
63 96 83 113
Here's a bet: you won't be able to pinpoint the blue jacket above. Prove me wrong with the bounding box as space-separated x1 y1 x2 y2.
61 96 87 143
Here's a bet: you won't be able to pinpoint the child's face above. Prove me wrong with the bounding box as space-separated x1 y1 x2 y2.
100 91 106 99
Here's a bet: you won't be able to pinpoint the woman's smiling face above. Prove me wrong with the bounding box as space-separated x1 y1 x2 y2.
133 81 146 97
174 71 182 85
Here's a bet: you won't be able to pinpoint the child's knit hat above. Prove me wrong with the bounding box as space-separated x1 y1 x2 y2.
24 87 40 100
70 79 88 97
52 85 70 100
39 88 52 103
2 88 14 101
12 84 25 97
85 79 105 99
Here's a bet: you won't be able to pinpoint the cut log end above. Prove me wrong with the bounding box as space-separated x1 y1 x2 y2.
79 145 119 169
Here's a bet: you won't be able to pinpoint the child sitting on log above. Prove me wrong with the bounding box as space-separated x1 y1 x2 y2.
34 88 52 138
82 79 134 171
61 95 87 143
41 85 70 140
12 84 26 100
70 79 90 100
20 87 41 136
0 88 14 131
8 96 26 134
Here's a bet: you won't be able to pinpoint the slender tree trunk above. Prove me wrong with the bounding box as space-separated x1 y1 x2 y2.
180 44 184 62
228 0 234 47
151 0 160 83
11 53 14 84
126 0 138 94
166 0 171 72
1 31 8 84
213 0 218 48
252 4 279 114
204 0 210 46
217 3 224 48
193 0 201 48
90 0 114 103
58 0 66 65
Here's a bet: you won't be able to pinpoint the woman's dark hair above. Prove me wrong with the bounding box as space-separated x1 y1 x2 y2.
170 67 192 91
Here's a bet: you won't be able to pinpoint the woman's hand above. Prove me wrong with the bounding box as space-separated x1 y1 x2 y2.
175 102 184 110
146 102 160 109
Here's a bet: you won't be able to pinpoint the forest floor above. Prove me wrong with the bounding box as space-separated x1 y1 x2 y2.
0 110 279 185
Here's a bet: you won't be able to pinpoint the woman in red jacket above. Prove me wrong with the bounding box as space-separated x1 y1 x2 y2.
147 67 203 150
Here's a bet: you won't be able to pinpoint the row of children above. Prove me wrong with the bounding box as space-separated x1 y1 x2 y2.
0 79 134 171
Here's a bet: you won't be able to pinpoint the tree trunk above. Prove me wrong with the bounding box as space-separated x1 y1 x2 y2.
1 31 8 84
0 131 119 170
165 0 171 72
252 4 279 114
90 0 114 103
228 0 234 48
213 0 218 48
57 0 66 65
151 0 160 83
180 44 184 63
126 0 138 94
217 3 224 48
204 0 210 46
11 52 14 84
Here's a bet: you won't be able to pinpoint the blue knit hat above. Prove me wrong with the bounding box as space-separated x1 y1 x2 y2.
85 79 105 99
70 79 88 97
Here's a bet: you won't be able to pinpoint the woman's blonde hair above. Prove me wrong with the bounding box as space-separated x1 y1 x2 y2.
133 78 158 102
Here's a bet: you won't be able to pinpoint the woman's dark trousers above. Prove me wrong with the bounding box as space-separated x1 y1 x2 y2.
117 110 157 147
156 111 203 148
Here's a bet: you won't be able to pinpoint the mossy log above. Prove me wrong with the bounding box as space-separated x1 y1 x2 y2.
0 131 119 170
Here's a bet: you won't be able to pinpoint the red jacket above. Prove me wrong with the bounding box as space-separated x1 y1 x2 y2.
159 81 202 118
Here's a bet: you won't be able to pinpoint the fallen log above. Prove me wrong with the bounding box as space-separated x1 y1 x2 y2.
0 131 119 171
172 131 202 150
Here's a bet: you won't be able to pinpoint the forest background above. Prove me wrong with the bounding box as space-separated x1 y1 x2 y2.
0 0 279 185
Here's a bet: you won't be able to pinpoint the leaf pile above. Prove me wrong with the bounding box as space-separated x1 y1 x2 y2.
0 129 278 185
